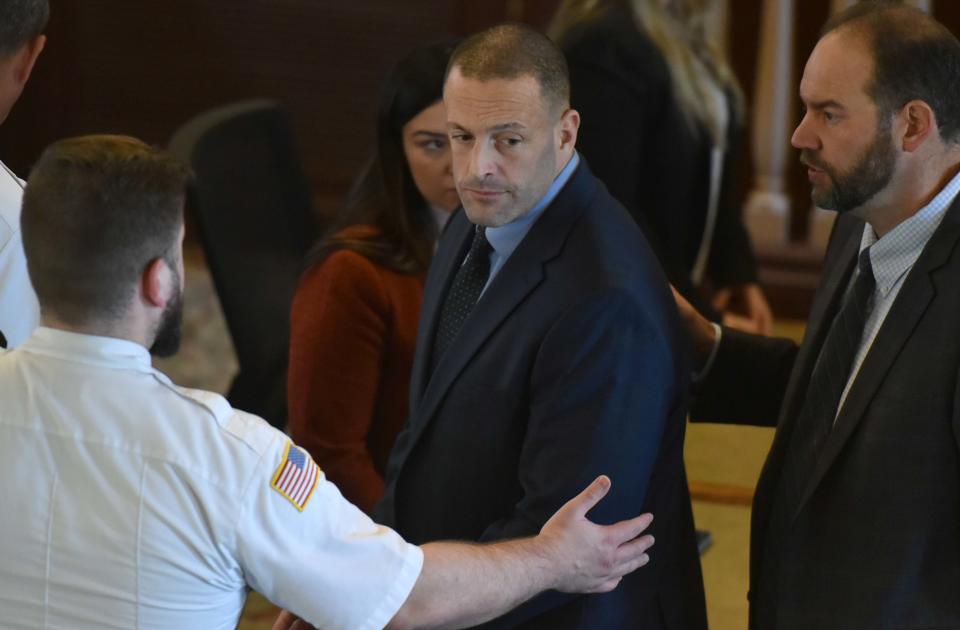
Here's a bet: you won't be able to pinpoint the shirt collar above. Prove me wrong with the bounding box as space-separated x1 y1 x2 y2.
485 152 580 258
860 167 960 297
19 327 154 372
858 168 960 297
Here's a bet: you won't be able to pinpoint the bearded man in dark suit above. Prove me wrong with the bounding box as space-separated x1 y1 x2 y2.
678 4 960 629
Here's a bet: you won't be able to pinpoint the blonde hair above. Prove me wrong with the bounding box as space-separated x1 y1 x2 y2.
550 0 743 146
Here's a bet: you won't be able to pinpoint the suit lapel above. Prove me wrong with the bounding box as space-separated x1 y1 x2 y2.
777 222 862 433
795 199 960 517
404 163 598 454
408 213 473 408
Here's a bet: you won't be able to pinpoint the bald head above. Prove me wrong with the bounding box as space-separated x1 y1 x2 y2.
823 2 960 143
446 23 570 114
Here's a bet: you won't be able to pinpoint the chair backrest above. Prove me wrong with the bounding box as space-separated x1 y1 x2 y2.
169 100 317 428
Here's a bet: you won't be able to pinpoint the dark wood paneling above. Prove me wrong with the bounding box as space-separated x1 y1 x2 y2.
0 1 463 215
0 1 572 221
729 0 831 246
787 0 831 243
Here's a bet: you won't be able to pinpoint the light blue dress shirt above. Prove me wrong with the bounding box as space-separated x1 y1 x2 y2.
480 152 581 295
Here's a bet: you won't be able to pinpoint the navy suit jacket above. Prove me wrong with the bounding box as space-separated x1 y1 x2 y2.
376 161 706 629
694 200 960 629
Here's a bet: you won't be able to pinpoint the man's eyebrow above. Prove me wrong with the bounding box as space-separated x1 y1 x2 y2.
446 122 527 132
489 122 526 132
412 130 446 137
803 98 845 110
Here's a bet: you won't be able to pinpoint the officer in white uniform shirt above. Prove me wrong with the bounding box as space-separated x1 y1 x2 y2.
0 0 47 348
0 134 656 629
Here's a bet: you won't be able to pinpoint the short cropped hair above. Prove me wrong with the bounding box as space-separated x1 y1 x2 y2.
0 0 49 56
824 1 960 143
446 23 570 112
22 135 191 326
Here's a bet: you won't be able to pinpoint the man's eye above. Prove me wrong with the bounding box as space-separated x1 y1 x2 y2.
452 134 473 144
823 111 837 122
500 137 522 147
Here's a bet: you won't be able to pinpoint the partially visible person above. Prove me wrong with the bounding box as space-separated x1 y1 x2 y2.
551 0 773 334
0 134 656 629
0 0 47 347
288 40 460 513
677 4 960 628
377 24 706 629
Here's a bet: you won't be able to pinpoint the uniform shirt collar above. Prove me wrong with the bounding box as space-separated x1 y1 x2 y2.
485 152 580 258
19 326 154 372
859 168 960 297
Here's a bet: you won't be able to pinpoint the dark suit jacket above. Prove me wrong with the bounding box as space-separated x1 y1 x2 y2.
693 201 960 629
561 7 758 321
375 161 707 629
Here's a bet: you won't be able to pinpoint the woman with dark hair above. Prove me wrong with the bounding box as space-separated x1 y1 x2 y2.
288 41 459 513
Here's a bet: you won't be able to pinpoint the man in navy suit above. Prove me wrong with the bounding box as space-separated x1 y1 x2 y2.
376 23 706 629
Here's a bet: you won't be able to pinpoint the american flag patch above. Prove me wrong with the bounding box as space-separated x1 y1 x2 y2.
271 441 320 511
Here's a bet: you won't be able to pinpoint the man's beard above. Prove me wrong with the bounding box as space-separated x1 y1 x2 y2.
150 278 184 358
802 118 897 214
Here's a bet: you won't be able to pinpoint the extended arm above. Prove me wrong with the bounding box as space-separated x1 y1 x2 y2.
387 476 652 629
272 476 654 630
672 285 796 426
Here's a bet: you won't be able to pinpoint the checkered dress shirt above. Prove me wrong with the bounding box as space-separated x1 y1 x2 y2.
835 169 960 417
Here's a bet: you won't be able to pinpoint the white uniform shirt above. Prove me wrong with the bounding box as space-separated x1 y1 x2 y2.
0 160 40 347
0 327 423 630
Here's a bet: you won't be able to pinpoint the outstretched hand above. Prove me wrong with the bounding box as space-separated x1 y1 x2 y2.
539 475 654 594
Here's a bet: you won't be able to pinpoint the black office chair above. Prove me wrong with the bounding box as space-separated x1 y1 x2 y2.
169 100 318 429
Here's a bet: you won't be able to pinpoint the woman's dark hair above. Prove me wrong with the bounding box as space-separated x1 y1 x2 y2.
307 39 460 274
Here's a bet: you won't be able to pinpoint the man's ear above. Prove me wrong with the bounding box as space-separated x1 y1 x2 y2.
13 34 45 88
141 258 173 309
558 107 580 153
899 99 934 153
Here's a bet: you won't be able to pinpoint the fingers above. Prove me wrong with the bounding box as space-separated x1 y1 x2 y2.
743 283 774 335
272 610 300 630
567 475 611 519
589 545 652 593
711 287 732 310
604 512 653 544
722 311 760 334
614 549 651 578
614 534 655 565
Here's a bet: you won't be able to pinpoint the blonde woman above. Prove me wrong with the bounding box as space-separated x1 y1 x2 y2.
551 0 773 334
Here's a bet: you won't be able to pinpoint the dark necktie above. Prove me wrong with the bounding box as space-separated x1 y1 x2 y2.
781 246 875 506
761 247 876 599
431 226 492 370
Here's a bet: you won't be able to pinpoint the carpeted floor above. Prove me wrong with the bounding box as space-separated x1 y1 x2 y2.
156 248 802 630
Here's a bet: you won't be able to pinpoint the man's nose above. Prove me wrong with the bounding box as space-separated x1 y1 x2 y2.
468 141 497 179
791 112 820 151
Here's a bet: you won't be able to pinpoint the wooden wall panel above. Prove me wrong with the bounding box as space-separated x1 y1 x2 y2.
0 0 463 216
6 1 959 244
